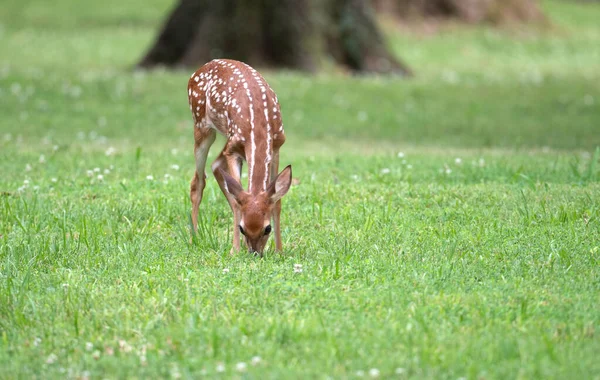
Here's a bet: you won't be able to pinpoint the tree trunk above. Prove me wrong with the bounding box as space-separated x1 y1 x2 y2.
137 0 411 76
372 0 544 24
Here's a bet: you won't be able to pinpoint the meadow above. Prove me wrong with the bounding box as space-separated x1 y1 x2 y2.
1 0 599 378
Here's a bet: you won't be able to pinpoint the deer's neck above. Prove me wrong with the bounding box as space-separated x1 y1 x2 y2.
247 134 272 194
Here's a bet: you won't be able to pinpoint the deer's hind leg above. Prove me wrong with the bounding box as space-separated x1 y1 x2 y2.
190 127 216 233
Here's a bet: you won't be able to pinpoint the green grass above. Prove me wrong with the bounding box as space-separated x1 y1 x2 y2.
1 0 600 378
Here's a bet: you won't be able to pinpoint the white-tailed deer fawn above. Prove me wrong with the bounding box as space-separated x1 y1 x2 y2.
187 59 292 255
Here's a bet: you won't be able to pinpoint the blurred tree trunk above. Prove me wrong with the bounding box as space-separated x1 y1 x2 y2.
372 0 544 23
138 0 412 76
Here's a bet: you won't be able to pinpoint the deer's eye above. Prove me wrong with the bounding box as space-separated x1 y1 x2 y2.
264 225 272 235
239 225 245 236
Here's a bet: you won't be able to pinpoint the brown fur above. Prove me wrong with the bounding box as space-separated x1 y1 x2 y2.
187 59 292 255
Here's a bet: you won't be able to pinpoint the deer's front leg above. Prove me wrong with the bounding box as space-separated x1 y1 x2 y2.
270 148 284 252
212 150 243 253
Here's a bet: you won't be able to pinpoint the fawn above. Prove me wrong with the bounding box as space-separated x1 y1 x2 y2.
187 59 292 256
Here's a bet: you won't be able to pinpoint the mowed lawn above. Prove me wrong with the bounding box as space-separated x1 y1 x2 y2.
1 0 599 378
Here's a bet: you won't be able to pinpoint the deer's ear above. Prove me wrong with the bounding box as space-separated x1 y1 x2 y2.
220 169 244 201
267 165 292 203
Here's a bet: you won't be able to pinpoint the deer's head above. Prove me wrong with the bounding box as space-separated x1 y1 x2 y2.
221 165 292 255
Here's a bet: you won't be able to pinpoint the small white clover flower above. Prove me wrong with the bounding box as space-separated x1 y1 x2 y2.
455 157 462 165
236 362 247 372
46 353 58 364
146 175 154 181
251 356 262 366
92 350 101 360
369 368 380 378
25 164 32 172
294 264 303 273
39 154 46 164
93 167 100 173
53 145 59 152
33 337 42 346
222 268 230 274
118 340 132 353
170 164 180 171
87 170 94 177
105 147 116 156
51 178 58 183
97 174 103 182
85 342 93 351
397 152 405 158
380 168 391 175
216 362 225 373
443 164 452 175
104 169 110 175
